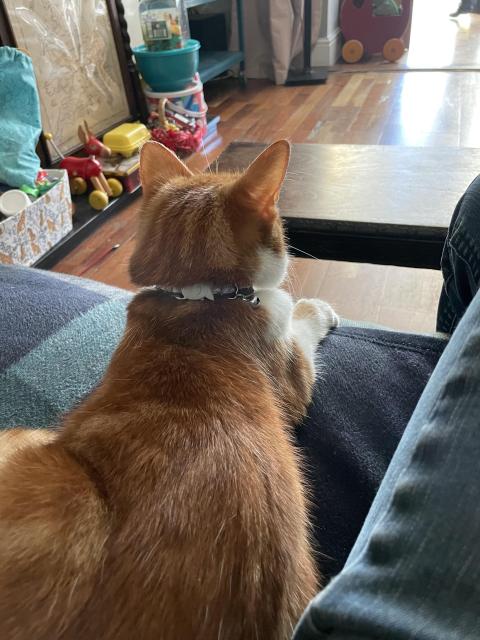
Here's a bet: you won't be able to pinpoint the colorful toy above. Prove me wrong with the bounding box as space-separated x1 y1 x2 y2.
340 0 412 64
144 73 207 127
99 154 141 194
149 97 206 153
103 122 151 158
44 132 123 211
20 170 59 198
77 121 112 158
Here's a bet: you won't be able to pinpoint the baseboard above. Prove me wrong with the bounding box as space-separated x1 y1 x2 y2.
311 27 342 67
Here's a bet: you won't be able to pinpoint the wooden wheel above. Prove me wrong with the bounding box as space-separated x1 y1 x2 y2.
69 176 87 195
107 178 123 198
88 190 109 211
383 38 405 63
342 39 364 64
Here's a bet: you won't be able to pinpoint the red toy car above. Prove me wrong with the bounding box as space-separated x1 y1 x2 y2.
340 0 413 63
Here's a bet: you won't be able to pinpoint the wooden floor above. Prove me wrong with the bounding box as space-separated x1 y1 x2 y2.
53 2 480 333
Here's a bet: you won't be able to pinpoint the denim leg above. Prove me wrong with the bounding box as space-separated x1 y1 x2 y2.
437 174 480 333
293 287 480 640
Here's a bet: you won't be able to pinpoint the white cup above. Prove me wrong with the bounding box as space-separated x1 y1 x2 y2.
0 189 31 217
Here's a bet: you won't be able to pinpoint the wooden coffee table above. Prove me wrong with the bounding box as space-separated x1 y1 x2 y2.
218 142 480 269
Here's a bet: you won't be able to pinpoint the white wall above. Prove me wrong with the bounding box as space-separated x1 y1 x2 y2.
313 0 341 66
326 0 341 36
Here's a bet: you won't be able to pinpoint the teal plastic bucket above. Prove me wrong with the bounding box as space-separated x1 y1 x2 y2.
133 40 200 92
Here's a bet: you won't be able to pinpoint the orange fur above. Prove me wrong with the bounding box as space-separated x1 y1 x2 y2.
0 141 334 639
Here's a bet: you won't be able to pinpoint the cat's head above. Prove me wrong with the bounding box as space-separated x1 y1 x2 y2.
129 140 290 290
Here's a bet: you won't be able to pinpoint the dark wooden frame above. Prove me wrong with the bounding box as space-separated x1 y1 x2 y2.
0 0 13 44
0 0 148 166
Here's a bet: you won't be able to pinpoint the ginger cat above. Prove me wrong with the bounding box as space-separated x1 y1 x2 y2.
0 141 337 640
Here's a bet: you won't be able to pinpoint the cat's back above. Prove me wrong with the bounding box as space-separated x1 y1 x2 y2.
0 297 316 640
58 400 308 639
58 324 314 640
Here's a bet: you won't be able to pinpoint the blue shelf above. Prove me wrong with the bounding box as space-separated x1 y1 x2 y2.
198 50 244 83
187 0 245 84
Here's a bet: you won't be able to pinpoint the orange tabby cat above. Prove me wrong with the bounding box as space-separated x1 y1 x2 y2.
0 140 337 640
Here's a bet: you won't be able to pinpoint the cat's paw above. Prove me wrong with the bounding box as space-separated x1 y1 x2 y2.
294 298 338 331
291 298 337 361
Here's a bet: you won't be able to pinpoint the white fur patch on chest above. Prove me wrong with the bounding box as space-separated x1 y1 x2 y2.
254 248 289 289
256 288 294 341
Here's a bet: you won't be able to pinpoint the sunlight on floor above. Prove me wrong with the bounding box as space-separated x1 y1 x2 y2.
400 74 448 145
465 96 480 145
407 0 477 67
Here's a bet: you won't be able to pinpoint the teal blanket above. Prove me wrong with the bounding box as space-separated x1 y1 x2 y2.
0 265 132 428
0 47 42 188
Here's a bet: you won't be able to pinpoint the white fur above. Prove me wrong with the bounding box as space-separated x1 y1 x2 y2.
258 289 338 374
254 248 289 289
291 299 338 364
256 288 294 341
253 248 337 359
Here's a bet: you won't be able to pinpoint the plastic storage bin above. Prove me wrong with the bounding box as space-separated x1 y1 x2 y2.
138 0 190 51
133 39 200 92
144 73 207 129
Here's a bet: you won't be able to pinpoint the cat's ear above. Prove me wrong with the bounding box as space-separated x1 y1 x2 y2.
234 140 290 216
140 141 192 200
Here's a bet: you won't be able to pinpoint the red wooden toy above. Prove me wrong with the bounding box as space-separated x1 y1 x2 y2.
44 132 123 211
340 0 412 64
77 121 112 158
59 156 111 193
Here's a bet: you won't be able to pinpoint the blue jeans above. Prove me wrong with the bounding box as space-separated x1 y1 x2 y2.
294 178 480 639
437 174 480 333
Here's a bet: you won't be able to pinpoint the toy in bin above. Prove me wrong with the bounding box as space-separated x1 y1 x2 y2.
44 132 123 211
341 0 412 63
145 76 207 153
149 99 205 152
20 169 60 199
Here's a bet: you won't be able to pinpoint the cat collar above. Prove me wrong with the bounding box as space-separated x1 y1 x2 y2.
150 284 260 306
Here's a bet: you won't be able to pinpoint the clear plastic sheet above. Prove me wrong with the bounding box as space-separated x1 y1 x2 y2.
4 0 130 160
